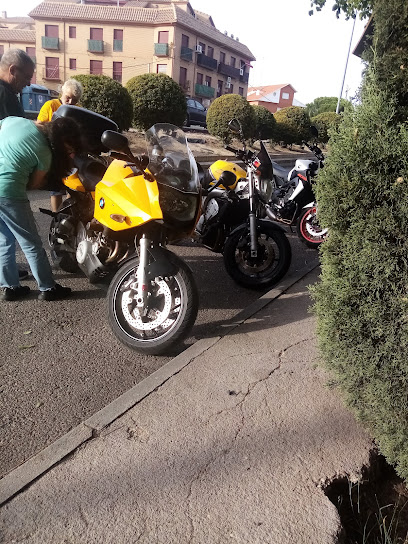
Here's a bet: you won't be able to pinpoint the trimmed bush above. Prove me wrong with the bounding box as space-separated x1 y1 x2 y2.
251 105 277 140
306 96 351 117
273 106 311 145
312 0 408 481
126 73 186 130
72 74 133 131
310 111 342 143
206 94 256 144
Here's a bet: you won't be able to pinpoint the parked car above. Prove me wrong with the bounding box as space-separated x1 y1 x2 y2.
185 98 207 128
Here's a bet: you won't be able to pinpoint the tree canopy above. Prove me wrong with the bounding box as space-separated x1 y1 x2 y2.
306 96 352 117
308 0 372 19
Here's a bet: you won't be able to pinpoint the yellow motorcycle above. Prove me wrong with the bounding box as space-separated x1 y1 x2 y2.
43 106 200 355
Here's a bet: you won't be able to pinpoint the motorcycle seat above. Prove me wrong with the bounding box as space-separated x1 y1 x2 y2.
73 155 107 192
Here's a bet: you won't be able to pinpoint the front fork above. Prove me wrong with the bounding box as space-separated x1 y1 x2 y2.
248 170 258 257
136 234 150 310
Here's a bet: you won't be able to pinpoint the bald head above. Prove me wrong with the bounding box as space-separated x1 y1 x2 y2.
0 48 35 93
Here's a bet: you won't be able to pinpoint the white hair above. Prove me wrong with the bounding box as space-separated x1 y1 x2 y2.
61 79 83 100
0 48 35 70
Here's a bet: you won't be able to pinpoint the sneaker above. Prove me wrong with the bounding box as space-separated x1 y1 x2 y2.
1 285 31 301
18 270 29 280
38 283 72 301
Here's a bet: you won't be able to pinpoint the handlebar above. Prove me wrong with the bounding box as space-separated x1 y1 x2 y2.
225 145 238 154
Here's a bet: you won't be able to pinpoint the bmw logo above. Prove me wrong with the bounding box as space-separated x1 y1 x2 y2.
99 198 105 209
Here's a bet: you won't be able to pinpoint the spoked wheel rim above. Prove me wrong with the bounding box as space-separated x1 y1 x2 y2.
299 207 328 244
112 268 185 344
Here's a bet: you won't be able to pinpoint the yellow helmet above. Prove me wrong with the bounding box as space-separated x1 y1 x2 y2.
204 160 246 191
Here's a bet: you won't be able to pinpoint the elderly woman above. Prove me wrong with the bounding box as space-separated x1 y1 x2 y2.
0 115 82 301
37 78 84 211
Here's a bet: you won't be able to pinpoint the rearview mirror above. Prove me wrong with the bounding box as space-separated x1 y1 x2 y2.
309 125 319 138
101 130 132 156
228 118 242 134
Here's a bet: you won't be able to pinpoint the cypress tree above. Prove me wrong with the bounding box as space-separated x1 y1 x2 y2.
312 0 408 479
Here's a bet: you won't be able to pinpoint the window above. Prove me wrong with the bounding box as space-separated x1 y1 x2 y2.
228 84 234 94
113 29 123 51
220 52 225 63
90 60 103 75
181 34 189 48
205 75 211 87
45 57 59 79
26 46 35 57
196 72 203 85
207 46 214 58
45 24 58 38
238 87 244 96
217 80 223 97
69 58 76 70
90 28 103 40
69 26 76 38
282 92 290 99
179 66 187 88
113 61 122 82
158 31 169 43
230 56 236 67
156 64 167 74
198 42 206 54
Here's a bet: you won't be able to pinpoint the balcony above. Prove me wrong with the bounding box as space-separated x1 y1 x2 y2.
180 46 193 62
42 67 60 81
113 39 123 52
196 53 218 71
195 83 215 98
88 39 104 53
41 36 59 50
218 62 240 79
239 71 249 84
154 43 169 56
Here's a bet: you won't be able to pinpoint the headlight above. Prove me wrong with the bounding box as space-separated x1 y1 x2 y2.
258 178 273 201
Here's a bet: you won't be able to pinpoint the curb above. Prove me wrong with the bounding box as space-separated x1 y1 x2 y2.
0 262 319 507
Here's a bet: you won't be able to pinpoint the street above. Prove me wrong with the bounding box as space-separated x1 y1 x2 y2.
0 187 320 479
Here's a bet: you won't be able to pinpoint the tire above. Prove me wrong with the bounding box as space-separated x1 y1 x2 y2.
223 222 291 290
296 205 328 249
49 216 80 273
107 251 199 355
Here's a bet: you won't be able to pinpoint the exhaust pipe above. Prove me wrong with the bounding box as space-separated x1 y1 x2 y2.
264 205 292 225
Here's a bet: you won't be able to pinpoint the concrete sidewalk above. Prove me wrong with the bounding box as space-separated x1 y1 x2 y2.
0 267 374 543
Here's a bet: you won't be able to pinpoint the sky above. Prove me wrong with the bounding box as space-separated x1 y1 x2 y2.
2 0 369 105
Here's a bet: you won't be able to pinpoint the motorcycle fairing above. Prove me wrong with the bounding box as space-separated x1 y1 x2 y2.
94 160 162 231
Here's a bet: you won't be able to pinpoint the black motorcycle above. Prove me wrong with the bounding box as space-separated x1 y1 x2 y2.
195 119 292 290
266 127 328 248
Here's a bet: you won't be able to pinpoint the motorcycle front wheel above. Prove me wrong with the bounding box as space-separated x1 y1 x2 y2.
296 205 328 248
107 252 199 355
223 222 291 290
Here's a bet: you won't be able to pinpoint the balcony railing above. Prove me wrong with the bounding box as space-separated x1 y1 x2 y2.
42 67 60 81
195 83 215 98
88 39 104 53
218 62 240 79
154 43 169 56
113 39 123 52
41 36 59 50
196 53 218 71
180 46 193 61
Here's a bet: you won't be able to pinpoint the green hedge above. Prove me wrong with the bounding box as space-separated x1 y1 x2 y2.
72 74 133 131
206 94 255 144
273 106 310 145
310 111 342 143
126 73 186 130
251 105 276 140
312 0 408 480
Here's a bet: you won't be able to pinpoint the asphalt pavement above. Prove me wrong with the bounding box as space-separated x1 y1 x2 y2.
0 187 319 480
0 266 374 543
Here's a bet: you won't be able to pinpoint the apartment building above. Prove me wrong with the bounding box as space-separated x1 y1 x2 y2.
0 12 37 81
22 0 255 106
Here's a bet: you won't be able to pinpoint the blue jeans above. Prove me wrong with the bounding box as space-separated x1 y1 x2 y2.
0 197 56 291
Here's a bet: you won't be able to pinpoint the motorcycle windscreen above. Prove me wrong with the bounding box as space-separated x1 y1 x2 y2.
257 141 273 181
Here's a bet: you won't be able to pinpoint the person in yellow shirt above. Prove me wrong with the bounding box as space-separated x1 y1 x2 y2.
37 78 83 211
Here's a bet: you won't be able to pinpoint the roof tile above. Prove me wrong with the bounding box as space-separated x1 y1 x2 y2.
0 28 36 42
